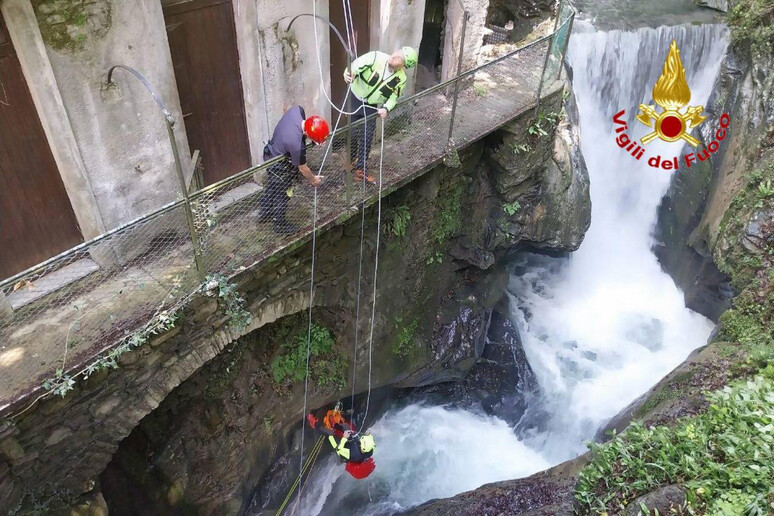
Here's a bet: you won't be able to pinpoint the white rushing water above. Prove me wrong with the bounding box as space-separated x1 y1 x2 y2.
510 22 726 462
297 22 728 515
297 405 549 516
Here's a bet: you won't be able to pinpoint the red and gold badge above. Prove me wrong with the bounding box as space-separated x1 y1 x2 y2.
636 41 707 147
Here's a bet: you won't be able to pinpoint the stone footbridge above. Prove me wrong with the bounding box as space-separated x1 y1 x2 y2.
0 32 568 416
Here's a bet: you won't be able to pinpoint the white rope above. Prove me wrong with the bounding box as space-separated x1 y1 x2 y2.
348 0 369 408
312 0 360 115
350 107 370 405
358 118 385 433
294 186 317 516
342 0 355 53
292 83 352 516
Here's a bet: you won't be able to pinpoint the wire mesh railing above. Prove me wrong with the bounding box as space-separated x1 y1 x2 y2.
0 7 574 414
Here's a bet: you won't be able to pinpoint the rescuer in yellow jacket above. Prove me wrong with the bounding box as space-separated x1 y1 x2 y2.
344 47 417 183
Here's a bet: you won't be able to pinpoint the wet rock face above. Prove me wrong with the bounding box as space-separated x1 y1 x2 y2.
695 0 728 12
401 309 541 428
484 90 591 254
656 48 774 322
599 341 748 439
399 302 493 387
404 456 586 516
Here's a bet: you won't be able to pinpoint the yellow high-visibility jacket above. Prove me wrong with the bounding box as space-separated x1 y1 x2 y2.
346 51 407 111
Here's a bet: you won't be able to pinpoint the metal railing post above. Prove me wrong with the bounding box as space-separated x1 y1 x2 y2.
447 8 468 143
535 32 554 111
107 65 206 282
557 13 575 81
536 1 566 110
553 0 565 32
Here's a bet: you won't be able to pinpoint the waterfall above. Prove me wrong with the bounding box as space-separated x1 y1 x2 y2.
509 22 727 462
290 22 728 515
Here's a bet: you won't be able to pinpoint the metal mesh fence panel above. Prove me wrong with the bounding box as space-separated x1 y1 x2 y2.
0 203 201 406
452 38 551 148
0 8 575 413
544 13 574 84
191 86 458 281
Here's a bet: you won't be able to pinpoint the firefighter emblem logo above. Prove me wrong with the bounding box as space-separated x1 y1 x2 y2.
636 40 706 147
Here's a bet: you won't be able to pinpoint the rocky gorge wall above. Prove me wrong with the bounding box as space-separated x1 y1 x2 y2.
0 87 590 515
405 3 774 514
655 31 774 322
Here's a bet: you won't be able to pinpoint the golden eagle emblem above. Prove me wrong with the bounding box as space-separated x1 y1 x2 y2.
636 40 706 147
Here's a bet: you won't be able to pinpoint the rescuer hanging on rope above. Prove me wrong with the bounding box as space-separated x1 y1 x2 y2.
344 46 417 183
306 409 376 479
259 106 329 235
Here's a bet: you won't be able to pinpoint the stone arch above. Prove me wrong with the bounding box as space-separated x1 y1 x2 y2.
97 304 355 515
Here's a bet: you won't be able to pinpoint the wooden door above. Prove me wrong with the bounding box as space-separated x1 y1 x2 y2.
0 13 82 279
163 0 251 186
329 0 370 109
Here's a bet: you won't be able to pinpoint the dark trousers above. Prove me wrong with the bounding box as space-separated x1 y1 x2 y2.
350 101 378 172
260 158 293 222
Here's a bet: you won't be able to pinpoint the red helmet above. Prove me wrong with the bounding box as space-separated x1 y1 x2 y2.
304 115 330 144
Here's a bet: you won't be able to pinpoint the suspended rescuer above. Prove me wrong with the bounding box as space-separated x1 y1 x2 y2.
259 106 329 235
344 46 418 183
307 412 376 478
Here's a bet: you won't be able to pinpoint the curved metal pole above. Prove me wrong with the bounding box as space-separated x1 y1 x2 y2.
285 13 354 58
107 65 174 124
106 65 205 281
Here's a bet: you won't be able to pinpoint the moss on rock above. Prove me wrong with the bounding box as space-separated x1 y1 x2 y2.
32 0 112 53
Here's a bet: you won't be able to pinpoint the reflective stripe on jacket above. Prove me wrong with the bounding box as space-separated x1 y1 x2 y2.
328 435 351 460
346 51 407 111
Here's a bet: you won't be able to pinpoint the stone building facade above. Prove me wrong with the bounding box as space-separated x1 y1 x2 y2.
0 0 490 279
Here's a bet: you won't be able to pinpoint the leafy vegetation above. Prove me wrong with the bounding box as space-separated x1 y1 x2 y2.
425 250 444 265
444 142 462 169
263 415 274 434
385 204 412 240
432 183 464 244
728 0 774 56
474 84 487 97
205 274 252 332
758 179 774 199
576 376 774 515
509 142 532 155
503 201 521 216
270 323 345 392
528 111 562 138
392 316 419 359
42 309 180 399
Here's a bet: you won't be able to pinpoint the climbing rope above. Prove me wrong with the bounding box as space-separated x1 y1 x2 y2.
336 0 382 431
350 152 368 405
336 0 373 415
288 8 382 514
275 436 325 516
311 0 361 115
359 118 385 433
291 46 354 513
